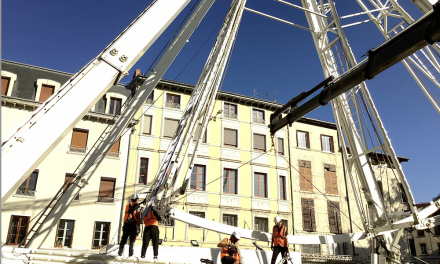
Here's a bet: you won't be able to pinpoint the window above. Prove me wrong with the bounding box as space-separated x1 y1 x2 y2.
223 169 237 194
409 239 416 256
321 135 334 153
253 133 266 152
297 131 310 149
279 176 286 200
435 225 440 236
166 93 180 108
16 171 38 196
254 217 268 232
299 160 313 192
194 124 207 143
164 118 179 138
6 216 29 245
417 230 425 237
277 138 284 155
324 164 338 194
143 115 152 135
64 174 79 200
224 103 237 118
190 165 206 191
107 138 120 157
328 201 342 234
2 76 10 96
139 158 148 184
377 181 384 197
98 178 116 203
399 183 409 203
224 128 238 147
39 84 55 102
159 218 175 226
146 91 154 104
56 220 75 248
109 98 122 115
254 172 267 198
252 109 265 124
301 198 316 232
420 243 427 255
223 214 237 227
92 222 110 248
70 129 88 153
189 212 205 228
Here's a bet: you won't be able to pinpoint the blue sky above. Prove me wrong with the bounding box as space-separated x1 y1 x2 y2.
2 0 439 203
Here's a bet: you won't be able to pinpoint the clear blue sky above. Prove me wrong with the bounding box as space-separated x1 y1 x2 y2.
2 0 439 203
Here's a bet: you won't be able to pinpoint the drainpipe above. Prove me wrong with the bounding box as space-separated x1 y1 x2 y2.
286 125 295 251
118 126 134 240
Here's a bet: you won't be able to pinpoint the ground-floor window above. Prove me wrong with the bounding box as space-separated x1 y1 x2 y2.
6 215 29 245
55 219 75 248
92 222 110 248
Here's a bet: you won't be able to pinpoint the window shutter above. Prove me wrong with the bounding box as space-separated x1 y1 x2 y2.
278 138 284 155
71 130 88 148
306 132 310 149
324 165 332 193
194 124 207 143
328 201 338 233
299 161 306 191
143 115 152 134
335 202 342 233
224 128 237 146
310 199 317 231
302 199 311 231
39 84 55 102
109 139 120 153
330 165 338 194
330 136 334 152
164 118 179 138
253 134 265 151
305 165 313 191
99 179 115 198
2 77 10 96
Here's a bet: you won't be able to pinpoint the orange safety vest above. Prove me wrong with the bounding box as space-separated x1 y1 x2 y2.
273 225 287 247
124 202 139 223
220 238 241 262
143 210 158 226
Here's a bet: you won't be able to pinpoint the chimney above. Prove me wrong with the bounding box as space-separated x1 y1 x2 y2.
133 68 141 79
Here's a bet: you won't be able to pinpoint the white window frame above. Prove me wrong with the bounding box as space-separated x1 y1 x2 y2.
1 71 17 97
104 93 127 114
164 92 182 110
92 221 111 248
223 101 239 119
56 219 75 247
297 131 309 149
35 79 61 102
251 108 266 125
321 135 332 153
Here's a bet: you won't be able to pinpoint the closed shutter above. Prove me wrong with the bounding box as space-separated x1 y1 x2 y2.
194 124 207 143
71 130 88 148
109 139 120 153
303 161 312 191
224 128 237 147
64 174 75 192
99 179 115 198
330 165 338 194
278 138 284 155
253 134 265 151
164 118 179 138
302 199 311 231
143 115 152 134
324 164 338 194
328 201 341 233
2 77 10 96
39 84 55 102
310 199 316 231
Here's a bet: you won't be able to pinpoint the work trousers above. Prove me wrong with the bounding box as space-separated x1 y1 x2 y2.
271 245 289 264
118 232 136 256
141 225 159 257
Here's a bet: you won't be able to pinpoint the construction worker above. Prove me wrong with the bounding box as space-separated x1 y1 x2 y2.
217 231 241 264
141 205 162 259
118 194 141 257
271 216 289 264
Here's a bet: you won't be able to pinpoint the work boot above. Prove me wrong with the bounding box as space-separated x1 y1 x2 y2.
118 251 122 256
129 252 134 257
153 256 158 259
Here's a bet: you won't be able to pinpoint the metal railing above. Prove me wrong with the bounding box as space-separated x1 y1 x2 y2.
301 245 321 254
301 254 361 262
68 145 87 153
165 102 180 109
106 151 120 158
224 113 237 119
15 188 36 197
145 98 153 104
252 118 265 124
97 196 115 203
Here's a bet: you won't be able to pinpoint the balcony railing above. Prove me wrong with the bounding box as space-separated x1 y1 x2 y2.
165 102 180 109
224 113 237 119
252 118 265 124
16 188 36 197
106 151 120 158
145 98 153 104
97 196 115 203
301 254 361 262
69 145 87 153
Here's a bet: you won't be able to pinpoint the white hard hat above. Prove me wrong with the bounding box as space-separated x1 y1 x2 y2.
232 231 241 240
130 194 139 200
274 216 282 224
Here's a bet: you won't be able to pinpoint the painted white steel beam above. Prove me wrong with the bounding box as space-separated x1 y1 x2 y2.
1 0 190 205
24 0 215 249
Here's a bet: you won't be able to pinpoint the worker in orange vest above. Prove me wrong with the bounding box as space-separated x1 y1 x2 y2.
118 194 141 257
271 216 289 264
217 231 241 264
141 205 162 259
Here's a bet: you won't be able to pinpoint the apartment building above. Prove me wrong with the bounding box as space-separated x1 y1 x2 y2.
1 60 134 249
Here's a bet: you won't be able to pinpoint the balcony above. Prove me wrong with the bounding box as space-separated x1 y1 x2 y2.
69 145 87 153
224 113 237 119
15 188 36 197
145 98 153 104
252 118 265 124
106 151 120 158
165 102 180 109
97 196 115 203
301 254 363 262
